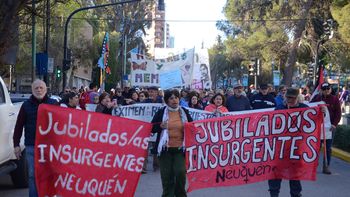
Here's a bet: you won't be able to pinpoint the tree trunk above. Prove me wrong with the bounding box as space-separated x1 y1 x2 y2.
283 0 313 86
0 0 27 65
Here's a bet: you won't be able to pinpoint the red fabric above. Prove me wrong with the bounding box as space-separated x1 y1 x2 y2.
79 91 90 110
185 106 323 192
35 104 152 197
204 104 229 113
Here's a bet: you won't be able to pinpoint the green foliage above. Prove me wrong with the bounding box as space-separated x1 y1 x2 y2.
210 0 350 87
92 31 121 90
333 125 350 152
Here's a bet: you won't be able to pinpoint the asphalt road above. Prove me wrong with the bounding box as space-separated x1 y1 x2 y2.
1 156 350 197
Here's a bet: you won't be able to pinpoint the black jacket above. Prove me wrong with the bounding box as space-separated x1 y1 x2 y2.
151 106 193 151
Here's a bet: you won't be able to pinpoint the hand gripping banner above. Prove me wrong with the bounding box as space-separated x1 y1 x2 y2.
35 104 152 197
185 106 323 192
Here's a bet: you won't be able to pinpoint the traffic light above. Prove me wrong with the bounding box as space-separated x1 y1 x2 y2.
323 19 333 38
63 48 72 71
307 64 314 78
248 64 255 76
56 67 62 79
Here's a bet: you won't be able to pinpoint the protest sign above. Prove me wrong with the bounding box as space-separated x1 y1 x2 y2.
35 104 152 197
185 106 323 192
130 49 194 87
112 103 164 122
159 69 183 89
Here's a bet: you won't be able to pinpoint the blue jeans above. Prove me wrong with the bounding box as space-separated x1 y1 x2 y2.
268 179 302 197
321 139 333 166
26 146 38 197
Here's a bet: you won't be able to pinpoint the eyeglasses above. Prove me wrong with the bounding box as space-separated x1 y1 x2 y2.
322 87 330 91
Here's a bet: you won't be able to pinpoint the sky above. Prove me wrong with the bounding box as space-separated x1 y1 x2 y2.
165 0 226 50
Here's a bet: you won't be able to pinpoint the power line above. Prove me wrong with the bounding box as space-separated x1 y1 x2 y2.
52 16 346 23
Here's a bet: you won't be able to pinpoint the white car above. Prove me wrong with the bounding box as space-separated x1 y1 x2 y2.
0 76 28 188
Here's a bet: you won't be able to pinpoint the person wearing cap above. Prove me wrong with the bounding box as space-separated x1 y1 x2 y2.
226 83 251 111
250 83 276 109
311 82 341 174
268 87 308 197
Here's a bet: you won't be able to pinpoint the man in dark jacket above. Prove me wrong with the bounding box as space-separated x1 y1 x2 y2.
250 83 276 109
311 82 341 174
268 88 308 197
13 79 57 197
226 83 251 111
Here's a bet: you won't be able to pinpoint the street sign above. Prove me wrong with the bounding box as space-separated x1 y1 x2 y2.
47 58 54 73
242 74 248 87
273 70 280 86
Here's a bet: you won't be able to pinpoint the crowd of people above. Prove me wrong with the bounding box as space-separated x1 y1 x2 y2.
13 78 346 197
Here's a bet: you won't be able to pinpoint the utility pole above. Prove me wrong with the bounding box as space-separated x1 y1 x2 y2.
44 0 50 85
31 0 36 82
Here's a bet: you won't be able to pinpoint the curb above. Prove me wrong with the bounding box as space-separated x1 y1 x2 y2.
332 147 350 163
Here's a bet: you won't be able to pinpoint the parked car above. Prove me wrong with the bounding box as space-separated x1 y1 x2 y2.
0 76 28 188
10 93 61 103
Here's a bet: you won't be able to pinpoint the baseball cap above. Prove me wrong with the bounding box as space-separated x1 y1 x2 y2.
321 83 330 90
260 84 268 89
285 88 299 98
233 83 243 89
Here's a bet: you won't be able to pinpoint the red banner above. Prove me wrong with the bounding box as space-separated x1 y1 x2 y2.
185 106 323 192
35 104 152 197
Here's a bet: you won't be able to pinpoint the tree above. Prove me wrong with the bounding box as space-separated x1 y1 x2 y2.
0 0 27 64
219 0 339 86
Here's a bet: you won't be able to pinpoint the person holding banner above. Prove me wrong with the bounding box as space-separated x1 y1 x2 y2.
13 79 57 197
59 92 81 109
151 89 193 197
95 92 116 115
188 91 203 110
268 87 308 197
251 83 276 109
310 82 341 174
226 83 251 112
204 93 228 115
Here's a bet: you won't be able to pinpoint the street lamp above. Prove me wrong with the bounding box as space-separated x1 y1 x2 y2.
62 0 141 90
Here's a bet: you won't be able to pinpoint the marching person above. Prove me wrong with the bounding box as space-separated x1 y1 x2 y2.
13 79 57 197
204 93 229 115
250 83 276 109
188 91 203 110
95 92 116 115
268 87 308 197
275 85 287 106
143 86 163 173
226 83 251 111
60 92 81 109
151 89 193 197
311 82 341 174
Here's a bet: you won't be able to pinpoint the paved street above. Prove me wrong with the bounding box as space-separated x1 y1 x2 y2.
1 155 350 197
